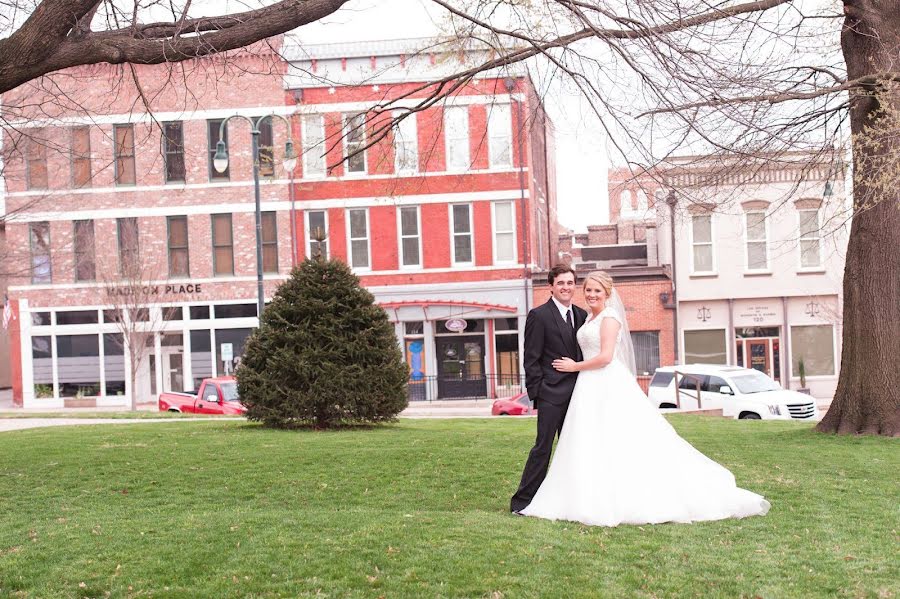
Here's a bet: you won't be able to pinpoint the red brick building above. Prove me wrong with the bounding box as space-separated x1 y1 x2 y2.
284 39 556 400
1 38 558 406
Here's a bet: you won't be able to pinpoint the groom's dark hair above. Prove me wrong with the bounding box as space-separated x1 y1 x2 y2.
548 263 577 285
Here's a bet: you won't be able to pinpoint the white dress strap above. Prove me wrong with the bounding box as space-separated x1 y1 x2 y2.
600 307 622 325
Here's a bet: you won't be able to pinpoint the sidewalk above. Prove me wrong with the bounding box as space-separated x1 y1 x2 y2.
0 387 831 430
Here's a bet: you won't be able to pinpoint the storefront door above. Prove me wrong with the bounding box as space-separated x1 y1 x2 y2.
162 349 184 393
436 336 486 398
735 326 781 383
747 340 769 375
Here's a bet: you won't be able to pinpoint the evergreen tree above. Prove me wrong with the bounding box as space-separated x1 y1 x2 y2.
237 258 409 428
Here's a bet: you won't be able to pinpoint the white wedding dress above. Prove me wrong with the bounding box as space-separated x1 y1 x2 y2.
520 307 771 527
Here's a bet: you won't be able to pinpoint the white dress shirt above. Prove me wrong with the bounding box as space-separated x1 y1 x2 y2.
550 296 574 326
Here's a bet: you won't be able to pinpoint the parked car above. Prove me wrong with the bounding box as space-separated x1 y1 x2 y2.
492 392 536 416
647 365 819 421
158 376 246 415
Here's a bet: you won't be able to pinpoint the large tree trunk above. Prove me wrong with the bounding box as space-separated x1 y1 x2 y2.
817 1 900 436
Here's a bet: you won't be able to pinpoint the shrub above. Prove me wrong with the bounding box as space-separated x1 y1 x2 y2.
237 258 409 428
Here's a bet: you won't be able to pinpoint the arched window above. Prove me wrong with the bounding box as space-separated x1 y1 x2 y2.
620 189 634 215
636 190 648 213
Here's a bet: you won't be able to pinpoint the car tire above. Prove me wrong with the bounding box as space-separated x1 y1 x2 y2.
168 408 181 413
658 403 677 409
499 412 509 416
739 412 761 420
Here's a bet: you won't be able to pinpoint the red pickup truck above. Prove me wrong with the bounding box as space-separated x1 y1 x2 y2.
158 376 246 415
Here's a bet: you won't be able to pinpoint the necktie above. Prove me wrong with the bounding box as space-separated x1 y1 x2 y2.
566 309 574 329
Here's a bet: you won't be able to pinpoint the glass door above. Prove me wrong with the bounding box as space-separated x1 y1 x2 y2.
436 336 486 398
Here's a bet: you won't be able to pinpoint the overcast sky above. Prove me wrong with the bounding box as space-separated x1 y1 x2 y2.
292 0 610 230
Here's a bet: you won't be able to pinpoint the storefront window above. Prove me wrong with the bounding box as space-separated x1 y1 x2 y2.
190 330 212 389
215 328 252 375
190 305 210 320
631 331 660 376
494 317 517 331
684 329 727 364
214 304 257 319
163 307 183 321
56 334 101 397
790 325 835 376
32 336 53 398
736 327 779 338
103 333 125 396
56 310 98 325
31 312 51 326
495 332 520 387
404 321 427 401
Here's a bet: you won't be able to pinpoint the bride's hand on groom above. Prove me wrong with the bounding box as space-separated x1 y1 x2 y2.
552 357 579 372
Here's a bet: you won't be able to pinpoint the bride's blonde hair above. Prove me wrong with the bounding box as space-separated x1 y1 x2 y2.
583 270 613 296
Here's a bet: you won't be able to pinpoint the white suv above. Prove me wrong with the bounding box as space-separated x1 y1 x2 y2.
647 364 819 421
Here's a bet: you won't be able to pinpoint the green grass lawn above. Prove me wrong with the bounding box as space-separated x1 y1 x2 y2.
0 416 896 598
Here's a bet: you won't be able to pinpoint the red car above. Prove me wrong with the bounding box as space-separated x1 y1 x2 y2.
492 392 536 416
158 376 246 415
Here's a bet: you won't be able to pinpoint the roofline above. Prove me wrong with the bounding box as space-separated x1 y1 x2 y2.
283 36 524 61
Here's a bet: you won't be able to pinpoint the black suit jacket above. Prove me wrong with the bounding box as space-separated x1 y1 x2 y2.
523 299 588 406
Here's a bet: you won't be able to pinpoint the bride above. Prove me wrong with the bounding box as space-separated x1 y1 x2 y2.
520 271 770 526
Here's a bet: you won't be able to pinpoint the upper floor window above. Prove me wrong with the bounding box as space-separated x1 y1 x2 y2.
261 212 278 273
257 117 275 178
71 126 91 188
73 220 96 282
635 189 649 214
347 208 370 269
167 215 190 278
399 206 421 268
690 214 714 273
25 136 48 190
306 210 328 259
302 115 326 177
344 112 367 174
798 209 821 268
117 217 140 277
211 214 234 276
451 204 473 265
163 121 185 183
619 189 634 217
745 211 768 270
493 201 516 263
113 124 136 186
207 119 229 180
444 106 469 171
30 221 51 284
487 104 512 168
394 113 418 174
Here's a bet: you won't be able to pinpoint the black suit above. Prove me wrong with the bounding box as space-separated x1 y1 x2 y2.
510 299 587 513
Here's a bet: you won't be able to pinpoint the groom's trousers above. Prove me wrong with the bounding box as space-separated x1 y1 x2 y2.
510 399 568 512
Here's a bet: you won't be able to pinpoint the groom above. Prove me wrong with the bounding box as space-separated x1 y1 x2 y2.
510 264 586 513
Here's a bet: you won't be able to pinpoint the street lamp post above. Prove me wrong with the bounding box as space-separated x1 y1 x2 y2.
665 189 679 364
213 115 297 318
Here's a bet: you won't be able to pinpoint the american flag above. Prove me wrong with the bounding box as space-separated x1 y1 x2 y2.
2 294 13 330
